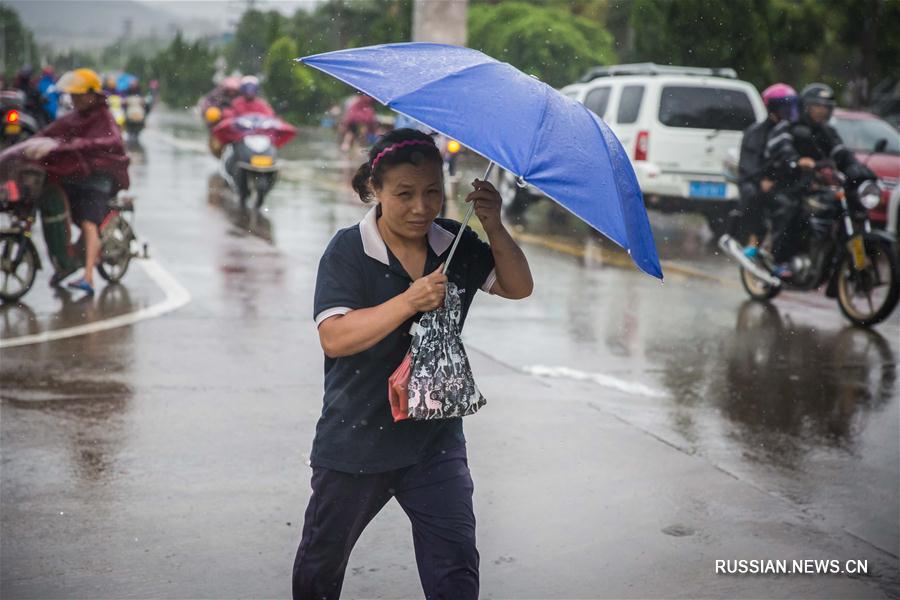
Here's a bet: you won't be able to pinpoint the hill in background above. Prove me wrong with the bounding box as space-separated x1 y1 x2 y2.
9 0 227 50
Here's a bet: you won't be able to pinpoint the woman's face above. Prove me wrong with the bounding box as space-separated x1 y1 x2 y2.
375 160 443 241
71 92 98 113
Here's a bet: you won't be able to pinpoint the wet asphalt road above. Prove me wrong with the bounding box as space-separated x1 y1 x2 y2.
1 110 898 599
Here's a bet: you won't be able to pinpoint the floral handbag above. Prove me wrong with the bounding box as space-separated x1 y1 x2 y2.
387 282 486 421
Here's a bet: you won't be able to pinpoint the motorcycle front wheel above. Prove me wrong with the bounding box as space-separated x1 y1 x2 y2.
97 215 135 283
0 233 39 302
740 266 781 301
836 238 900 327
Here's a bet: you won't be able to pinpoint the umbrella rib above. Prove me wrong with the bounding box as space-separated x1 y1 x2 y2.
522 83 552 178
582 108 631 242
298 60 395 106
301 51 499 107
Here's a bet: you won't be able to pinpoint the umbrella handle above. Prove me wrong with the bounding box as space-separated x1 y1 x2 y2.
443 161 495 275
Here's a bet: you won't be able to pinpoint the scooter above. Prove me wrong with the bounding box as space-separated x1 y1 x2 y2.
123 94 148 141
212 113 297 210
0 140 143 302
0 91 40 150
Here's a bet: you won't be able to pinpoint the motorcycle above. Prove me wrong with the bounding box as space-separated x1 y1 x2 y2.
212 113 296 210
108 94 146 142
722 160 900 327
122 94 148 140
1 90 40 150
0 141 142 302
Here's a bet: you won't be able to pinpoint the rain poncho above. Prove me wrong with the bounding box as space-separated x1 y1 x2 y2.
36 101 130 191
342 95 377 130
388 282 486 421
211 114 297 149
226 96 275 118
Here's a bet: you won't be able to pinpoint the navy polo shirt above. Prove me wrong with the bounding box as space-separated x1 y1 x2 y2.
311 204 497 474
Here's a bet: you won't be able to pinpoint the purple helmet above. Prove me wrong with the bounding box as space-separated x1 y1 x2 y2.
239 75 260 99
761 83 799 122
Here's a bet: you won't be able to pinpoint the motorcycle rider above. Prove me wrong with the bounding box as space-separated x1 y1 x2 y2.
226 76 275 118
13 66 43 120
23 68 130 294
764 82 875 278
339 94 377 152
720 83 799 260
201 75 240 118
36 66 59 123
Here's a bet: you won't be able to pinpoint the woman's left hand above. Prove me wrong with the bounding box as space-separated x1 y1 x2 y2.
465 178 503 235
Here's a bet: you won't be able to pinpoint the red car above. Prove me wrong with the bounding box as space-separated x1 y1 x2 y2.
831 109 900 233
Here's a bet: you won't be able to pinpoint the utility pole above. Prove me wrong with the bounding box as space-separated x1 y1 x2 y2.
411 0 470 215
412 0 468 46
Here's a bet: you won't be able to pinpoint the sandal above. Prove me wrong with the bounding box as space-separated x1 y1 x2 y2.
66 277 95 295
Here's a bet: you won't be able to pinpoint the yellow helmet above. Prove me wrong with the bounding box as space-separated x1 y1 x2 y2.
56 68 103 95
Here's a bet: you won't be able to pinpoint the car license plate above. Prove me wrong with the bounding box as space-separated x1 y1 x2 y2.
689 181 726 198
847 235 868 269
4 124 21 135
250 155 273 167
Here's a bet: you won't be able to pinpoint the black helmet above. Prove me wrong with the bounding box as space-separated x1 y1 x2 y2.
801 83 836 107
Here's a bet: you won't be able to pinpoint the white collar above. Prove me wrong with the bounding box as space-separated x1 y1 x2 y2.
359 204 456 266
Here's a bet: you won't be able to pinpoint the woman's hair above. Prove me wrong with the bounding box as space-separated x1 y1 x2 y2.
351 128 442 203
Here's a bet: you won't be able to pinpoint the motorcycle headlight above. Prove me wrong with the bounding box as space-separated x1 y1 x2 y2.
244 135 271 153
857 181 881 210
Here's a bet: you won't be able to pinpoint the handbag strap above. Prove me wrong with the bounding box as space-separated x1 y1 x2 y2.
442 161 495 275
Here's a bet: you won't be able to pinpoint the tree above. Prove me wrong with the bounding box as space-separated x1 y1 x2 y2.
628 0 899 105
150 31 216 109
282 0 413 120
469 2 616 88
289 0 411 56
263 36 330 124
228 9 287 74
819 0 900 105
0 6 41 80
630 0 774 86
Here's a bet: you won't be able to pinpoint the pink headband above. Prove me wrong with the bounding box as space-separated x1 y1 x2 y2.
370 139 435 171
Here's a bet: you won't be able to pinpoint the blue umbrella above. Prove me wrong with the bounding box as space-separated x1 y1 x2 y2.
299 43 662 279
116 73 138 93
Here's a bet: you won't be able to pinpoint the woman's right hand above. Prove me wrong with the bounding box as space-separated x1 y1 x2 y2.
404 264 447 312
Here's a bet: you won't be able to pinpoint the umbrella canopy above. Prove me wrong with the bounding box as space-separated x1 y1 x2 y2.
116 73 138 93
299 43 662 279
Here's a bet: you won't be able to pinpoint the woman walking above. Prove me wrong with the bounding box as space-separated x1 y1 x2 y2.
293 128 532 599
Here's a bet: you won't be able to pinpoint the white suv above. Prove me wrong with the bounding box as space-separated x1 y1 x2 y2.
502 64 766 236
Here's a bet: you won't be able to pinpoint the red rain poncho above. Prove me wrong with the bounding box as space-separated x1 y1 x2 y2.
211 114 297 149
226 96 275 118
342 95 377 130
36 101 130 191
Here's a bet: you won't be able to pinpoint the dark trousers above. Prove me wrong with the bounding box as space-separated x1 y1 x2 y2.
728 191 771 243
292 445 479 600
771 191 806 263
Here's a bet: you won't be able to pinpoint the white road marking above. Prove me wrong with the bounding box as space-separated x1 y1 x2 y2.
0 258 191 349
522 365 668 398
